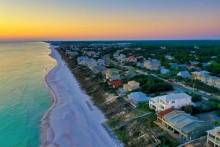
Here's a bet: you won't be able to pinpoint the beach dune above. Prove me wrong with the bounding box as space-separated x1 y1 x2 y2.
41 46 121 147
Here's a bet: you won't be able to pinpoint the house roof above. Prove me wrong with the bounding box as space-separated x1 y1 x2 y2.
128 92 149 102
163 110 207 134
151 93 191 102
207 126 220 137
158 108 174 118
177 71 191 77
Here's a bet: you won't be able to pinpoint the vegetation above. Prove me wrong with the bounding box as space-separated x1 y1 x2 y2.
190 93 202 102
137 103 153 112
182 99 220 115
208 62 220 76
183 79 220 95
158 134 179 147
132 75 173 94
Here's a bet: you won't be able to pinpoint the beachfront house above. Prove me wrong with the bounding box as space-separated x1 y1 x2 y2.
157 109 211 141
123 81 140 92
177 71 191 79
149 93 192 112
207 126 220 147
128 92 149 106
144 59 161 70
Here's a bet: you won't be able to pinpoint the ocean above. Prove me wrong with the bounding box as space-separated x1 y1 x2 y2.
0 42 56 147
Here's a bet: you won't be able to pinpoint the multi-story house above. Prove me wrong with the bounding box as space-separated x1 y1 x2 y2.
149 93 192 112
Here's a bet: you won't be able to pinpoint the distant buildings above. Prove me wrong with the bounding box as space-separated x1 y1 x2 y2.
125 68 137 79
192 71 210 82
149 93 192 112
123 81 140 92
136 62 144 68
157 109 211 141
97 59 106 66
65 50 79 58
207 76 220 89
160 67 170 74
144 59 161 70
165 55 174 61
90 65 107 74
160 46 167 50
177 71 191 79
85 51 98 57
77 56 90 66
192 71 220 89
207 126 220 147
108 80 123 89
128 92 149 106
105 69 121 81
114 53 127 63
127 55 137 63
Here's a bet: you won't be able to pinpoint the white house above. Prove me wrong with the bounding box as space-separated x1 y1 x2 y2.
149 93 192 112
144 59 161 70
207 126 220 147
123 81 140 92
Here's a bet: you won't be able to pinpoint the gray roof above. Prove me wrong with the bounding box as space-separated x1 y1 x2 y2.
164 110 207 134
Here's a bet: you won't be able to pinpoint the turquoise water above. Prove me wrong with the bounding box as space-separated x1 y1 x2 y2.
0 42 56 147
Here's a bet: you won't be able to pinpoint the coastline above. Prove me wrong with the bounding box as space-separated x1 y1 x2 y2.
41 45 121 147
41 45 58 147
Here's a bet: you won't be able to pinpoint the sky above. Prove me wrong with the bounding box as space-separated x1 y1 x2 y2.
0 0 220 41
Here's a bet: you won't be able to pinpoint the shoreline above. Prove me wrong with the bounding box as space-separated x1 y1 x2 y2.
41 45 58 147
40 45 121 147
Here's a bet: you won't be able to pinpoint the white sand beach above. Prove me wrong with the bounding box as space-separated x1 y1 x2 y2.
41 46 122 147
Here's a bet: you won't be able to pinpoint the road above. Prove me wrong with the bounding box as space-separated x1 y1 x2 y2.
135 69 220 101
111 59 220 100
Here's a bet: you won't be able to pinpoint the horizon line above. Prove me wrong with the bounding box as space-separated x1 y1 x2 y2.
1 38 220 43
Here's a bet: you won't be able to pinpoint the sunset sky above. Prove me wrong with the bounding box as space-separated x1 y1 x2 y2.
0 0 220 41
